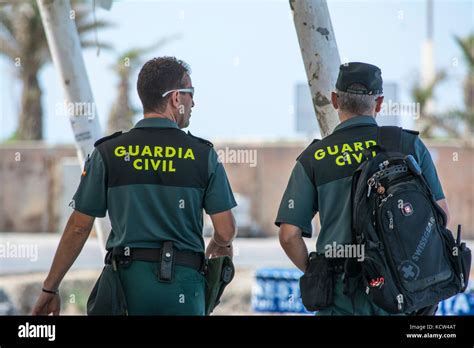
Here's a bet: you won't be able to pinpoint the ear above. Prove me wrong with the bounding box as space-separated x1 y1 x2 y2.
375 96 384 113
331 91 339 110
170 91 181 109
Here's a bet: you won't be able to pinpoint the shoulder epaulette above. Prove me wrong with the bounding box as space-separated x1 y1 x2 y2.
187 131 214 147
297 138 320 160
402 129 420 136
94 131 123 147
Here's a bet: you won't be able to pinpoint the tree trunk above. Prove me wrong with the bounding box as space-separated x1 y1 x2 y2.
37 0 108 256
464 72 474 133
291 0 340 137
18 72 43 140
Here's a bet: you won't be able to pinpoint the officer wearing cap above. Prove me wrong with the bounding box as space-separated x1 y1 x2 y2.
32 56 237 316
275 62 450 315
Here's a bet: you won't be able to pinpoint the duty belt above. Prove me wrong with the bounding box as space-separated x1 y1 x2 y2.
105 244 205 276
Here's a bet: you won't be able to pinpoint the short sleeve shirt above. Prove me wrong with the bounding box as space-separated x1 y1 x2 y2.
72 118 237 253
275 115 445 252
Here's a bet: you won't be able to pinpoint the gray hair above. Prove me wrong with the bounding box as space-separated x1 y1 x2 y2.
336 84 382 115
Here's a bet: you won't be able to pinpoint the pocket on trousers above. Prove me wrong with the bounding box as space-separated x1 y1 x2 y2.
87 265 128 315
299 253 334 311
175 266 205 283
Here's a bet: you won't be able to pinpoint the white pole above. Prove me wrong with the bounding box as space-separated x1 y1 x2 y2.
37 0 109 256
291 0 340 137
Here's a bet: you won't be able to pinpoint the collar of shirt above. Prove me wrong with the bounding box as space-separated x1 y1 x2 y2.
333 115 378 133
134 117 179 129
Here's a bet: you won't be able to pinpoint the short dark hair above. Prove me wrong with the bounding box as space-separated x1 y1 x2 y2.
137 57 191 113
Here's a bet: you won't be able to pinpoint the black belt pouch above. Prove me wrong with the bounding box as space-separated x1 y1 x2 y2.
299 252 334 311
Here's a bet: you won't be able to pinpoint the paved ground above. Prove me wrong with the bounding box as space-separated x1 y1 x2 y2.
1 232 472 275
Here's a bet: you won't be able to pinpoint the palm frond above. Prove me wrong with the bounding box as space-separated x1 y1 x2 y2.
77 19 115 34
80 39 114 51
454 34 474 70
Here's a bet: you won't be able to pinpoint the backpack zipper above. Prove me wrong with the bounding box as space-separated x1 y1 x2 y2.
387 210 394 229
396 294 404 311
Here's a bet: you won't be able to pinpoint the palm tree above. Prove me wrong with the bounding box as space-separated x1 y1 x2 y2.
411 70 462 138
454 34 474 134
0 0 113 140
107 36 180 134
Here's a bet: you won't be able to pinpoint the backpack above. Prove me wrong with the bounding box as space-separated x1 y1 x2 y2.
350 126 471 314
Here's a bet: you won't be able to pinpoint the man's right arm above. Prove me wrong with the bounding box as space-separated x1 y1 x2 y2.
275 160 318 271
437 198 450 226
206 210 237 258
204 149 238 258
279 223 309 272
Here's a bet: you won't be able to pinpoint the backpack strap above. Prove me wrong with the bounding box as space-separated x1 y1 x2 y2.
377 126 402 152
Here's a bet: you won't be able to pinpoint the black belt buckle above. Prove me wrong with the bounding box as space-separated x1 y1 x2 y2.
158 241 174 282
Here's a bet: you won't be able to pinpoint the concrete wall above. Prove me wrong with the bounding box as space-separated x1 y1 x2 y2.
0 141 473 238
0 144 76 233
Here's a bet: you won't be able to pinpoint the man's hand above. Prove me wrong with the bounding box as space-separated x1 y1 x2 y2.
205 238 233 259
31 292 60 316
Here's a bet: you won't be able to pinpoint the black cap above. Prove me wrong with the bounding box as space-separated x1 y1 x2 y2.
335 62 383 95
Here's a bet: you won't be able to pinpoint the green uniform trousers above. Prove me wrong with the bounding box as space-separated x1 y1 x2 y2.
316 275 404 316
118 261 206 315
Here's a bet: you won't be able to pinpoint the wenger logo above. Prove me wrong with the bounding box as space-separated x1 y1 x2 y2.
18 322 55 341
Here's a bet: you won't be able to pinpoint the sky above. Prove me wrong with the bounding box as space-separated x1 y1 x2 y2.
0 0 473 143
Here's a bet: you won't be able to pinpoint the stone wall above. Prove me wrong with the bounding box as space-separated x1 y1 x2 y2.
0 141 472 238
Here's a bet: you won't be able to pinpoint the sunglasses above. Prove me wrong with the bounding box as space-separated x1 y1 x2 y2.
162 87 195 98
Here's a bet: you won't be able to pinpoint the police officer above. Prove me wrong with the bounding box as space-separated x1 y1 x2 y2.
32 56 237 316
275 62 450 315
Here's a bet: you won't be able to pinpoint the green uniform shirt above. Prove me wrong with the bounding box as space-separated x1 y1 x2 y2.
72 117 237 253
275 115 445 253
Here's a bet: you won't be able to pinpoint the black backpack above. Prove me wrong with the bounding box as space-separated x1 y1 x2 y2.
350 126 471 314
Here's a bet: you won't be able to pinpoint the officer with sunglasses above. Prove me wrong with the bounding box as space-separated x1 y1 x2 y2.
33 56 237 316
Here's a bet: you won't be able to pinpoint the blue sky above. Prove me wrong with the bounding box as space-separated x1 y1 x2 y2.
0 0 472 143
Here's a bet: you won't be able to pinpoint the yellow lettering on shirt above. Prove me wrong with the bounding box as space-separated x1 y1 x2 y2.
133 159 143 170
114 145 195 172
314 149 325 160
335 155 346 166
184 148 195 160
312 140 378 165
115 146 126 157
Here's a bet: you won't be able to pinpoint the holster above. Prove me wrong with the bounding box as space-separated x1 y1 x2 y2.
204 256 235 315
157 241 175 282
87 253 128 316
299 253 335 311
